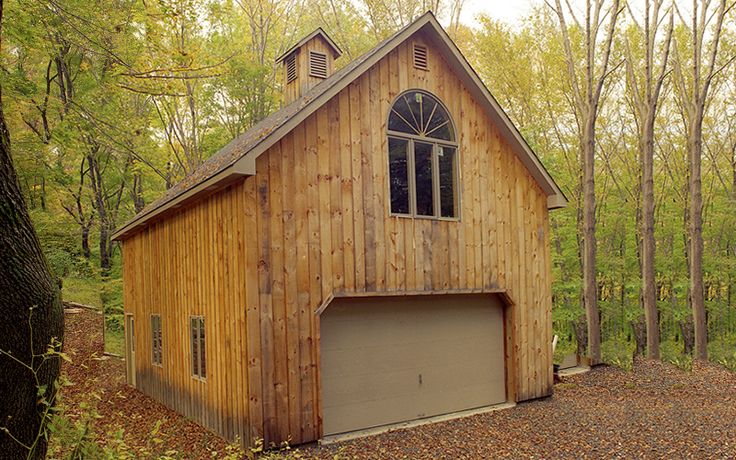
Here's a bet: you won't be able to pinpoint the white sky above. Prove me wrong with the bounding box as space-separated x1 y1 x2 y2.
459 0 539 26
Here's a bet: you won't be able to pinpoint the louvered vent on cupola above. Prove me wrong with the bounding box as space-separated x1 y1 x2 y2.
308 51 328 79
413 43 429 71
276 28 343 105
285 53 297 83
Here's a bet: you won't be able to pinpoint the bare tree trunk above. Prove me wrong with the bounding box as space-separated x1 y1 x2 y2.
624 0 673 359
0 2 64 456
672 0 729 361
582 117 601 364
631 317 647 357
552 0 622 365
689 114 707 359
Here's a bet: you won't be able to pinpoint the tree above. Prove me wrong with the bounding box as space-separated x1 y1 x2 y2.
623 0 674 359
0 0 64 457
671 0 734 360
549 0 623 365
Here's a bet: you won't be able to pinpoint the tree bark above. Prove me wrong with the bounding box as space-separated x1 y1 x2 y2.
689 114 707 359
582 116 601 364
552 0 621 365
0 1 64 457
671 0 729 361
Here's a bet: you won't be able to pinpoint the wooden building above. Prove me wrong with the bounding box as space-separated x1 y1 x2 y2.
113 12 566 446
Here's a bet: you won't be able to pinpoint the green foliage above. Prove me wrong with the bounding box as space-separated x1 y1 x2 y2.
601 338 634 371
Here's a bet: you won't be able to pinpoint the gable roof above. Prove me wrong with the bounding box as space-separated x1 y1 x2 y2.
112 12 566 241
275 28 342 63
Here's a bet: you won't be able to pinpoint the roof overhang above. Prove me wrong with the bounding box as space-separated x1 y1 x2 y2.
111 155 255 241
275 27 342 63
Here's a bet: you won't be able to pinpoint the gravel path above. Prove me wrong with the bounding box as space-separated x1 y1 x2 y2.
58 307 736 459
305 359 736 459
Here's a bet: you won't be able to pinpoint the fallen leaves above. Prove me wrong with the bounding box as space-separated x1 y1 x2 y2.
60 308 736 459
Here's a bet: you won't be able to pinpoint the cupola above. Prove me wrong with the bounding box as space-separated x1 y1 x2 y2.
276 28 342 105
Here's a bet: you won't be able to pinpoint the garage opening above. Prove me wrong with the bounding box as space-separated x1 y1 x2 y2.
320 294 507 436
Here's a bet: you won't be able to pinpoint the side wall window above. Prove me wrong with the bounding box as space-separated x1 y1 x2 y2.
387 90 459 218
151 315 162 366
190 316 206 380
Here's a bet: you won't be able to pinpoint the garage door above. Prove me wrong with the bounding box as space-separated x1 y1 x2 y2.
320 294 506 436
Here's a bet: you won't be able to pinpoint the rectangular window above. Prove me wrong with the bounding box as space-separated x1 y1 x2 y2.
387 139 459 219
389 138 410 214
414 141 435 216
438 146 457 218
190 316 206 380
151 315 162 366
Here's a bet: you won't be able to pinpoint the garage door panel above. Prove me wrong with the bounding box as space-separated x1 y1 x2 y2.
321 294 507 436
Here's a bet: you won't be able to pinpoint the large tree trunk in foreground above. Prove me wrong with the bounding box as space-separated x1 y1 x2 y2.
0 1 64 456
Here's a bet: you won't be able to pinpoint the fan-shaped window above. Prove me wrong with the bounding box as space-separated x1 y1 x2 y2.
387 90 458 218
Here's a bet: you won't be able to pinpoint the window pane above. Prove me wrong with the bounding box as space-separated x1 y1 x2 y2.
388 138 410 214
409 92 424 132
414 142 435 216
199 319 206 379
425 103 454 140
439 146 457 217
388 97 418 134
191 318 198 377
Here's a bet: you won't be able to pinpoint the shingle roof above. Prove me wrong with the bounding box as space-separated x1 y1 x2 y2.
113 12 566 241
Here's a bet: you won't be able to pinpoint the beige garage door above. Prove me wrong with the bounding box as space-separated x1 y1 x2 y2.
320 294 506 436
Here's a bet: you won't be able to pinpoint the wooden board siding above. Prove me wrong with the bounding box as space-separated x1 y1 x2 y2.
122 182 250 443
122 30 554 448
244 32 553 443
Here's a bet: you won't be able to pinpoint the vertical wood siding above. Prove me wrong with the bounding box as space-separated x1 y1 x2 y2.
122 31 554 448
122 182 250 442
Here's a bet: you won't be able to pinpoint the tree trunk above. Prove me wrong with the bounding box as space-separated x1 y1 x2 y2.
99 221 111 275
574 314 588 358
582 117 601 364
81 224 91 259
631 316 647 357
689 115 707 360
641 116 660 358
680 314 695 356
0 1 64 454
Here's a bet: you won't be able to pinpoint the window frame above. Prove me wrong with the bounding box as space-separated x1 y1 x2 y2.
151 314 163 367
190 315 206 381
386 90 460 221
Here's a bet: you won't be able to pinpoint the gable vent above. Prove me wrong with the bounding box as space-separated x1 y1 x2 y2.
308 51 328 79
413 43 428 71
285 53 297 83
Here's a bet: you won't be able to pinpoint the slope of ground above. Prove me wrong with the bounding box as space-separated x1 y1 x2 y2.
54 306 230 458
57 306 736 459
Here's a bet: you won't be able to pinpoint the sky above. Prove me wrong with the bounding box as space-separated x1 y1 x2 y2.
459 0 538 26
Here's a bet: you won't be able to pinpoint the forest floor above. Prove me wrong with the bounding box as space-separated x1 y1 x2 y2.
58 306 736 459
54 306 231 458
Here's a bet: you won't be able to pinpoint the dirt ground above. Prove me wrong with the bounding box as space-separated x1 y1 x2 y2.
60 307 736 459
57 306 229 458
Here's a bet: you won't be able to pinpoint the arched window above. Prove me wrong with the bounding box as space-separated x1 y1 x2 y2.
387 90 458 218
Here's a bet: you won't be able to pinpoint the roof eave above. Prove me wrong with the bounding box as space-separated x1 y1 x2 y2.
111 156 255 241
275 28 343 63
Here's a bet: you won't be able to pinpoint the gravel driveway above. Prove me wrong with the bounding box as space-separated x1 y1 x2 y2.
304 360 736 459
60 308 736 459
